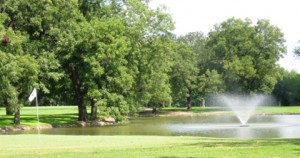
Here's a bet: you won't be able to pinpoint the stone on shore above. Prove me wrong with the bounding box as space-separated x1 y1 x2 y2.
103 117 116 123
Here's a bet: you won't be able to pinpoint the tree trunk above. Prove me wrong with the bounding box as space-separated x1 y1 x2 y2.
14 108 20 125
186 89 192 110
90 100 98 121
202 99 206 108
69 64 88 122
186 96 192 110
278 99 282 106
152 107 157 114
78 105 88 122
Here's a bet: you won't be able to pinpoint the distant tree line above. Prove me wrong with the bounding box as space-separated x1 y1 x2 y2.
272 70 300 106
0 0 297 125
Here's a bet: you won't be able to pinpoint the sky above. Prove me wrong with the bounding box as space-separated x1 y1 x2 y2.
150 0 300 73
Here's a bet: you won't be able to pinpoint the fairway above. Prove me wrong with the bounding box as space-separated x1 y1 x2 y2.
0 135 300 158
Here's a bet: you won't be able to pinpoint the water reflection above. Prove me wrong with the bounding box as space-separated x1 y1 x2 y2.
14 115 300 139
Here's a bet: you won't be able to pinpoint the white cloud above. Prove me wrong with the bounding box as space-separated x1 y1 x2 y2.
150 0 300 73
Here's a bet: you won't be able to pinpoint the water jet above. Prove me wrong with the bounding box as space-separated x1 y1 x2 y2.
214 94 270 126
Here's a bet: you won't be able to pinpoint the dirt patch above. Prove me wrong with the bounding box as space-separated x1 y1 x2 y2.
138 108 229 117
139 108 200 117
159 111 197 116
0 124 53 133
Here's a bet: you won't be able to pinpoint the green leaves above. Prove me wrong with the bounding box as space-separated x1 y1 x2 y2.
207 18 286 94
272 70 300 105
199 69 224 95
0 17 39 121
295 40 300 58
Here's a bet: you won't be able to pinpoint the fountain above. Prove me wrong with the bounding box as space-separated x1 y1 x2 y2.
215 94 269 126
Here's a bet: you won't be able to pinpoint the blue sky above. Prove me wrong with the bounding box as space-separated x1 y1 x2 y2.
150 0 300 73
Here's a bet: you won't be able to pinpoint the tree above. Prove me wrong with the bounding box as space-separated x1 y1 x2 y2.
206 18 286 94
294 39 300 58
170 33 201 109
272 70 300 106
198 69 224 107
170 32 224 109
1 0 175 122
143 37 173 112
1 0 65 106
0 13 39 125
121 0 175 112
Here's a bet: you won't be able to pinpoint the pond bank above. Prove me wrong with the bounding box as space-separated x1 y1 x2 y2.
139 108 228 117
0 117 116 133
1 109 201 133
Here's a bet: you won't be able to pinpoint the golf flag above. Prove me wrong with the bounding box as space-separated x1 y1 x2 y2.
28 88 37 102
28 87 40 140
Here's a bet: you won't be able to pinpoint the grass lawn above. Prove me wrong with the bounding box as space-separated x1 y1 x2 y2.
256 106 300 114
161 106 300 115
0 135 300 158
0 106 78 126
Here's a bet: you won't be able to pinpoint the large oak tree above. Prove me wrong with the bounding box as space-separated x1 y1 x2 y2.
207 18 286 94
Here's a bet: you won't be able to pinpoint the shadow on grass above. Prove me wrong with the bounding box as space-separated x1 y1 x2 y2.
0 116 15 126
21 114 78 125
0 114 78 127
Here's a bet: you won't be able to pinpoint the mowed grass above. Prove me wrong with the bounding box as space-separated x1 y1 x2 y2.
0 106 78 126
0 135 300 158
161 106 300 115
256 106 300 114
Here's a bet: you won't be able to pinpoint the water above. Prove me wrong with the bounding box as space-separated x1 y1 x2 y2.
214 94 273 125
13 114 300 139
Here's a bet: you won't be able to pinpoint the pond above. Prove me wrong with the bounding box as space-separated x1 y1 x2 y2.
15 114 300 139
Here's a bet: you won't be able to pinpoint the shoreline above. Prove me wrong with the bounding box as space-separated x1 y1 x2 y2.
2 109 300 133
0 118 116 133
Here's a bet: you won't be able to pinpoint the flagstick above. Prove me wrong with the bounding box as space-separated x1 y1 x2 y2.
35 91 40 141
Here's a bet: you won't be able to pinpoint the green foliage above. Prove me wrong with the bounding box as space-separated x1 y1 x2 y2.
3 0 174 120
272 70 300 106
295 40 300 58
198 69 224 95
0 14 39 121
1 0 66 105
123 0 175 109
170 33 199 104
295 47 300 58
207 18 286 94
170 32 224 107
